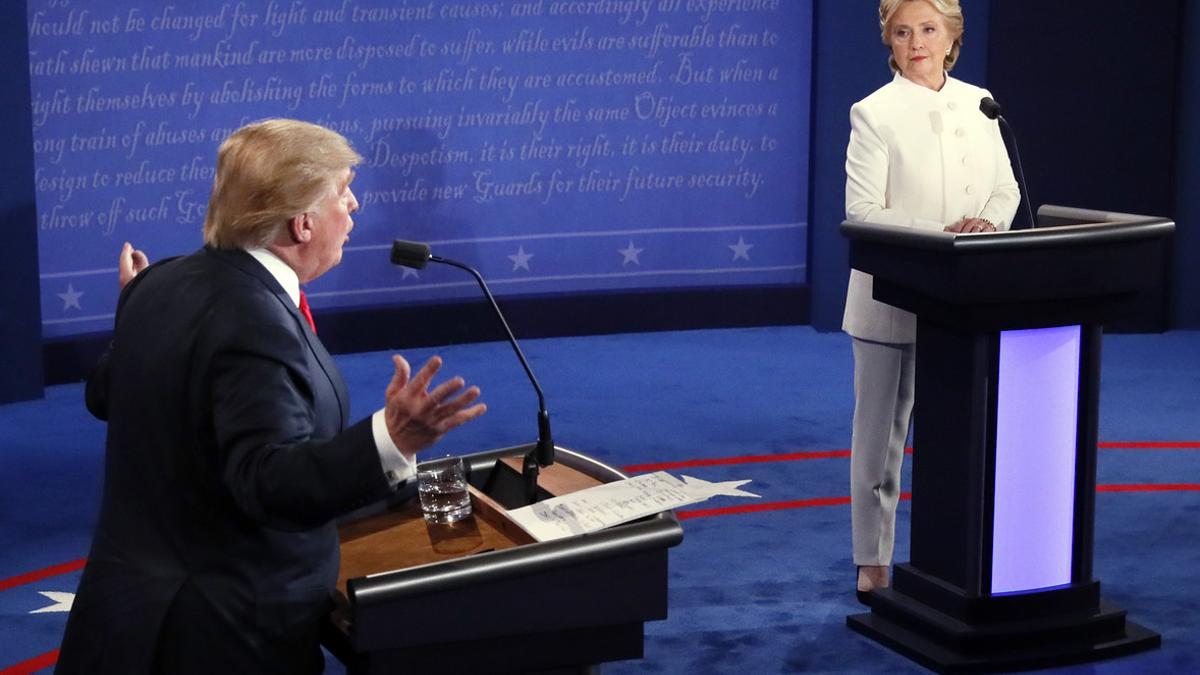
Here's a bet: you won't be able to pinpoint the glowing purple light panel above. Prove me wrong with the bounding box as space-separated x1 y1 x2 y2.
991 325 1081 594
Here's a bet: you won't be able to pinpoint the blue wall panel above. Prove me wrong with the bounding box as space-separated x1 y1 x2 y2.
987 0 1179 331
15 0 1200 379
27 0 812 339
1 0 44 403
1173 1 1200 328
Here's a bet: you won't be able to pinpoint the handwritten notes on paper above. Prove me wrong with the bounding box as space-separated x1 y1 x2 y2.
507 471 759 542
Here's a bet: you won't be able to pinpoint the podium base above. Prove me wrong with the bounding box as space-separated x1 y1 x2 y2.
848 587 1160 673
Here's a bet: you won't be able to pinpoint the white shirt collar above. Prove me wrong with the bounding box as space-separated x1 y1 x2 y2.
246 248 301 308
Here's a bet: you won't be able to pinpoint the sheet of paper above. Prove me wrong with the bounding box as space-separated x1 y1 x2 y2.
507 472 759 542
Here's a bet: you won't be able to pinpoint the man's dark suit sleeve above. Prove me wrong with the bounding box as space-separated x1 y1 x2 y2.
85 259 172 421
84 350 111 421
205 294 393 531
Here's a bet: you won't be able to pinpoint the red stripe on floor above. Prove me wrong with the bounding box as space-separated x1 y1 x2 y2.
678 496 849 520
0 559 85 593
678 493 911 520
679 483 1200 520
626 451 845 473
626 441 1200 473
1098 483 1200 492
0 649 58 675
624 448 915 473
1098 441 1200 449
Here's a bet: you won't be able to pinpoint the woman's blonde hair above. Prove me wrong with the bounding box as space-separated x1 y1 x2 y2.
879 0 965 74
202 119 362 249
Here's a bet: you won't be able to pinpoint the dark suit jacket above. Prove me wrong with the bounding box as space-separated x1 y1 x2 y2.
57 247 395 675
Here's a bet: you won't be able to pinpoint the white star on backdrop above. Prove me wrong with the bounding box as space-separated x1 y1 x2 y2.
401 267 420 280
618 241 644 266
507 246 533 271
58 284 84 310
728 236 754 261
30 591 74 614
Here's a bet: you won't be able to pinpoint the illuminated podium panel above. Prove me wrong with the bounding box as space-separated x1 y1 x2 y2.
841 206 1174 672
323 445 683 675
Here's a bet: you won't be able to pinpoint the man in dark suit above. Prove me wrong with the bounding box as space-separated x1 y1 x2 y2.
56 119 486 674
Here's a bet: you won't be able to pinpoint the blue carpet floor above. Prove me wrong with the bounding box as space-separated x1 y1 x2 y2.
1 326 1197 673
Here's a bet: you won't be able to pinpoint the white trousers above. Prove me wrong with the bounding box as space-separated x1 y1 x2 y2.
850 337 915 566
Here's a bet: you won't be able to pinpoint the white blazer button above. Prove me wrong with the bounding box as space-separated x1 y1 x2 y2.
947 101 958 111
965 184 975 195
955 128 966 138
961 155 970 166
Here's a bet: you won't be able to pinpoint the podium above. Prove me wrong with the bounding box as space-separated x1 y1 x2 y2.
322 444 683 674
841 206 1174 672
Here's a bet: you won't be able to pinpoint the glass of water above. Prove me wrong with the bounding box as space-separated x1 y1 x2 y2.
417 455 472 524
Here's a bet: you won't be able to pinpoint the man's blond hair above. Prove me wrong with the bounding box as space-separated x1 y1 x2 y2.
203 119 362 249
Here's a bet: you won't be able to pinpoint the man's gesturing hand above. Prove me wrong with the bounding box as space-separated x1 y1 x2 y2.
119 241 149 290
385 355 486 459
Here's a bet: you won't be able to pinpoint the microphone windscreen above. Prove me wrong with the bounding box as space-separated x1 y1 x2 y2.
390 240 431 269
979 97 1002 120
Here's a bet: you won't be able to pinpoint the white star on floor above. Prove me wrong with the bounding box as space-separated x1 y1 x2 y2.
618 241 644 266
508 246 533 271
58 284 84 310
401 267 419 279
30 591 74 614
728 236 754 261
679 475 761 499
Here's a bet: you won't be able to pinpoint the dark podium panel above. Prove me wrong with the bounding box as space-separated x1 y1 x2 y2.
322 444 683 675
841 206 1174 672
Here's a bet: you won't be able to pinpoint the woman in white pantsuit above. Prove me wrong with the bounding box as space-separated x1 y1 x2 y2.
845 0 1020 597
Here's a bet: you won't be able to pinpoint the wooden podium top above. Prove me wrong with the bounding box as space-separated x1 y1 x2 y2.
336 458 604 595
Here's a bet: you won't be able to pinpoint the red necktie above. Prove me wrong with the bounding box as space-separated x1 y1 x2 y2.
298 291 317 334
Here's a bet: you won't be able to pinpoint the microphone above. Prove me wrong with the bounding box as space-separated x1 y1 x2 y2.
980 96 1038 230
390 240 554 505
389 240 432 269
979 96 1002 120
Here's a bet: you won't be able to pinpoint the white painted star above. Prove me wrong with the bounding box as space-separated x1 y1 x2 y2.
728 236 754 261
618 241 644 266
680 475 761 499
58 284 84 310
30 591 74 614
401 267 420 280
507 246 533 272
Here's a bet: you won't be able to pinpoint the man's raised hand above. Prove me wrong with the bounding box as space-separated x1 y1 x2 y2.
384 355 486 458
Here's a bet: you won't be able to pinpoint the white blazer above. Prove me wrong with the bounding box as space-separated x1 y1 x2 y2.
842 73 1020 343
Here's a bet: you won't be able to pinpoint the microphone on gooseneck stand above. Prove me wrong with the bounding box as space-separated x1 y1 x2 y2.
980 96 1038 230
390 240 554 507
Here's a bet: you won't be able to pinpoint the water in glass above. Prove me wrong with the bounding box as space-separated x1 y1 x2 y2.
418 457 471 524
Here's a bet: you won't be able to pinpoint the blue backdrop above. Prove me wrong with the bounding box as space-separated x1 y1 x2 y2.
0 0 42 404
28 0 812 339
10 0 1199 401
